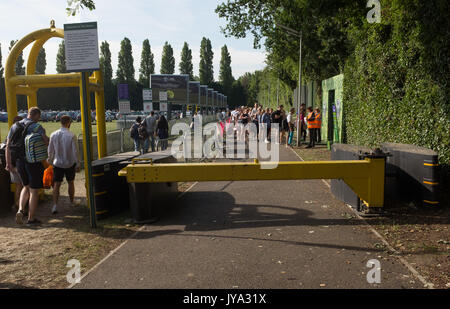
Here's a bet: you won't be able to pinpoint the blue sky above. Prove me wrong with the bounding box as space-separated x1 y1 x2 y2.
0 0 266 80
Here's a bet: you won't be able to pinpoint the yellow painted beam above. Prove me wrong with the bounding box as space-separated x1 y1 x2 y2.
27 38 49 76
20 83 79 89
4 26 62 128
25 34 60 109
14 86 36 96
5 84 18 128
89 82 103 93
119 158 386 207
8 73 81 87
4 27 64 81
26 91 38 110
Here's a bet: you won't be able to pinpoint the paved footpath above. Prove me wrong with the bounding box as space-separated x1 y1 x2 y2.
75 146 423 289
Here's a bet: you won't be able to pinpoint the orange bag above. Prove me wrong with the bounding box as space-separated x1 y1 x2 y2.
43 165 54 189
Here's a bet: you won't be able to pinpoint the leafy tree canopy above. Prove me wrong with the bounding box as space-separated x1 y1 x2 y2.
66 0 96 16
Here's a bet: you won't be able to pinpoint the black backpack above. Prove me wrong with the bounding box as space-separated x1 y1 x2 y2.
138 122 149 139
130 123 139 139
8 121 33 166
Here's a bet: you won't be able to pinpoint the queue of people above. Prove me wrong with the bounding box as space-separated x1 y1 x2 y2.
4 107 80 225
130 111 169 153
225 103 322 148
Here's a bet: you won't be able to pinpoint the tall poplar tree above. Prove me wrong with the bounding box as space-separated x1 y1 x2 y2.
116 37 135 83
160 42 175 74
219 45 233 94
9 40 25 75
179 42 193 79
56 40 67 73
100 41 113 85
199 37 214 85
100 41 114 109
35 48 46 74
139 39 155 86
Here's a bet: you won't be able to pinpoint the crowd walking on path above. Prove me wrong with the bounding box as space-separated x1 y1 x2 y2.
130 110 170 153
222 103 322 148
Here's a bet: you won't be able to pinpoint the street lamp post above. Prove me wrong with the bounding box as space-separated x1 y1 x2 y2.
276 79 280 106
297 33 302 147
276 23 302 147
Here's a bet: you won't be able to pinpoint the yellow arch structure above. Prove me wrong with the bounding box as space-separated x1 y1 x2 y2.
4 21 107 159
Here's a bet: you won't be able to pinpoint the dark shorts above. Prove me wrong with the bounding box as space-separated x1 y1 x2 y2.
17 158 45 189
54 164 76 183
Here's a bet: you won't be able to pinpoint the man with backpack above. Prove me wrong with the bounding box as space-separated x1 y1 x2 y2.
4 115 24 212
130 116 147 154
143 111 157 153
5 107 49 225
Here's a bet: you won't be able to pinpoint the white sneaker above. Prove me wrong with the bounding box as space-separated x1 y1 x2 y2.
51 205 58 214
15 211 24 225
264 139 269 144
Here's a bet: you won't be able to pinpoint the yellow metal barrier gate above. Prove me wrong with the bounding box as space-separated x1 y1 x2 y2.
4 21 107 159
118 153 387 208
4 21 108 224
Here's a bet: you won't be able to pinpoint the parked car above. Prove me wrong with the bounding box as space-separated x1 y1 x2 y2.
40 111 52 122
0 112 8 122
68 111 78 121
105 112 114 122
45 111 57 122
55 111 68 122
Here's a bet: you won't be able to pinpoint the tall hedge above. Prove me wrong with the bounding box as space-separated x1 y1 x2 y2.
343 1 449 176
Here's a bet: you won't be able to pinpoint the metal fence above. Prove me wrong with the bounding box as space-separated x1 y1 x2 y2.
78 114 218 162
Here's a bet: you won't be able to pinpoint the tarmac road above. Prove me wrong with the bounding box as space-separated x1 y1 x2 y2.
74 145 423 289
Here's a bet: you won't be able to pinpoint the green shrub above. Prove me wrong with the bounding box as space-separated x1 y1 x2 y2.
343 0 450 194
